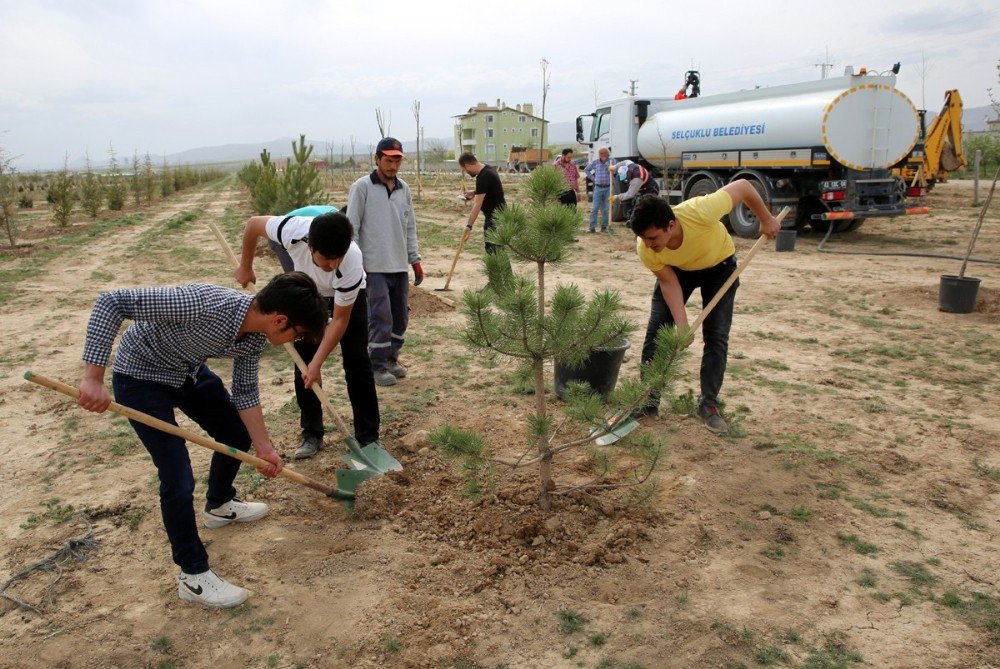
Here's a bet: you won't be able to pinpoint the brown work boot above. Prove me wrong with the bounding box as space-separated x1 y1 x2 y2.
697 404 729 434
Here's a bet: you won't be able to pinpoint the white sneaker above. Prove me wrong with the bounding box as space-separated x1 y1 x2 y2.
203 498 268 529
177 570 249 608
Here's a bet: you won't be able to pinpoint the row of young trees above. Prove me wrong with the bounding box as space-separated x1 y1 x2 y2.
238 134 325 214
45 149 224 229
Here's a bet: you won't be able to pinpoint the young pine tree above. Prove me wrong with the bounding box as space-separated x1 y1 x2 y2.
79 155 104 218
49 159 77 228
275 134 325 213
0 143 18 247
105 145 127 211
462 166 689 510
141 152 157 203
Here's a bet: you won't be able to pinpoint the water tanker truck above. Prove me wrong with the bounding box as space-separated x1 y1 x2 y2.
576 68 930 237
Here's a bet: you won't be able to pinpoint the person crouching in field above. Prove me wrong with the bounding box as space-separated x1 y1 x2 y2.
76 273 328 608
235 209 382 460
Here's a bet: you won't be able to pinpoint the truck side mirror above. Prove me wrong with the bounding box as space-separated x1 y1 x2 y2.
576 117 584 143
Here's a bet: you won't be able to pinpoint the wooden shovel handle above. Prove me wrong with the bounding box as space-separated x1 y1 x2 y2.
24 372 337 497
689 206 790 333
208 222 354 439
442 226 471 291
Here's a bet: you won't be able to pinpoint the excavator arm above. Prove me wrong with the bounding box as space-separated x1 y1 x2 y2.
922 90 967 183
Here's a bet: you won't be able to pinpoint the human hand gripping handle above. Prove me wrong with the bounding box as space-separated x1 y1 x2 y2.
412 262 424 286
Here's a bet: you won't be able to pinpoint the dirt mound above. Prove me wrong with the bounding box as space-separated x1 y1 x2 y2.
408 285 457 317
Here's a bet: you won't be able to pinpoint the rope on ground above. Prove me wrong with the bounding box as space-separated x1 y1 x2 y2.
0 512 99 615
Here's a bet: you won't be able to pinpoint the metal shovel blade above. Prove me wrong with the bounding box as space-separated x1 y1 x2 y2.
340 436 403 473
590 416 640 446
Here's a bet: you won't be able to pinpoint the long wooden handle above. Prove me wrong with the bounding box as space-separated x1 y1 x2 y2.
208 221 354 440
689 206 790 333
24 372 337 497
442 227 471 290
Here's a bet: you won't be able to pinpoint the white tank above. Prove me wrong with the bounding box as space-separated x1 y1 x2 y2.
636 73 919 171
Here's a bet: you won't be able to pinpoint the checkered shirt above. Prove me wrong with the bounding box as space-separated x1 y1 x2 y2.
82 284 267 410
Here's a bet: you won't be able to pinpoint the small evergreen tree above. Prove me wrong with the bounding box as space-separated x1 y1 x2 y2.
130 151 142 206
79 155 104 218
106 145 127 211
275 134 325 213
141 152 157 203
462 166 689 510
245 149 279 214
160 160 174 197
0 143 18 247
49 159 77 228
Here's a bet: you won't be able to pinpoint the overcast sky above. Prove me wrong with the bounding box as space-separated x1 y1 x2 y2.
1 0 997 169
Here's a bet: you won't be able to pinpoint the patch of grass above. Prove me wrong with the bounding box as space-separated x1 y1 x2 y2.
383 636 401 653
89 270 115 282
668 389 698 416
891 560 937 590
857 569 877 588
758 359 790 371
972 459 1000 481
817 481 848 500
847 496 902 519
862 397 888 413
625 608 642 621
761 544 784 561
801 633 863 668
558 609 586 634
753 435 845 462
754 645 790 665
588 632 607 646
150 635 172 652
266 653 281 668
20 498 78 530
235 467 267 496
836 533 879 555
127 507 148 532
248 615 276 632
789 505 812 522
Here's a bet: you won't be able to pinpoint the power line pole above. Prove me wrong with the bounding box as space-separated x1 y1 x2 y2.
540 58 550 161
814 46 833 79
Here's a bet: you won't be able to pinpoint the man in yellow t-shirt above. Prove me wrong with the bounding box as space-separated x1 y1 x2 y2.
630 180 780 433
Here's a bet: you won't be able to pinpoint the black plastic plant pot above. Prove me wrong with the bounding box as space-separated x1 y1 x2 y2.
554 339 631 403
775 229 797 252
939 274 981 314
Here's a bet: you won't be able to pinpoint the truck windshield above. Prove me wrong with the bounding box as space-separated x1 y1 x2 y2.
591 110 611 143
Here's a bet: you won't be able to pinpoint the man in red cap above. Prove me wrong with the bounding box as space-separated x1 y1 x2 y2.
347 137 422 386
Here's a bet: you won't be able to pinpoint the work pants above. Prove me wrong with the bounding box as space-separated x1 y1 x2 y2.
640 255 738 412
589 185 611 231
366 272 409 372
113 366 251 575
293 291 380 444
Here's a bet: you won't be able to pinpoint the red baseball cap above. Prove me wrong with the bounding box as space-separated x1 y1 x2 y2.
376 137 404 156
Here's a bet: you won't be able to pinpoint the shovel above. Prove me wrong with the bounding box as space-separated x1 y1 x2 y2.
593 206 791 445
208 222 402 474
23 372 371 507
436 226 471 292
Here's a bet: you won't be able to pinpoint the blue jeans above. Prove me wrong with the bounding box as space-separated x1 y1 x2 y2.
366 272 409 372
589 185 610 231
113 366 252 574
294 291 380 444
640 255 738 412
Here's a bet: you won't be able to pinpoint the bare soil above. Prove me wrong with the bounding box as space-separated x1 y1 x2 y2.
0 175 997 668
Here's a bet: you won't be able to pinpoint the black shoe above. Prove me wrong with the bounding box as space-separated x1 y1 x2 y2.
294 434 322 459
633 404 659 419
697 404 729 434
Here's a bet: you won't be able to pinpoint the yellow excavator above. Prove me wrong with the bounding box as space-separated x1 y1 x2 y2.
899 90 967 190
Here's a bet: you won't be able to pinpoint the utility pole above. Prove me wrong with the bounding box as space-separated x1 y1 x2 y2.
540 58 550 163
623 79 638 96
814 46 833 79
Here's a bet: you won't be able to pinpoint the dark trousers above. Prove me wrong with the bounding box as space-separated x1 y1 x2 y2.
483 215 501 256
294 290 380 444
366 272 409 372
640 255 738 411
113 366 251 574
558 190 578 208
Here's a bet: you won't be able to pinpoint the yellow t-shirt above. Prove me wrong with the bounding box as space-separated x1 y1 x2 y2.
636 190 735 272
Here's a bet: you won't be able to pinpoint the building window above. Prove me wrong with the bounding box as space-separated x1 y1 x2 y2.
485 114 494 123
487 143 496 156
503 128 507 133
519 115 526 122
486 128 494 138
531 128 539 137
503 144 508 149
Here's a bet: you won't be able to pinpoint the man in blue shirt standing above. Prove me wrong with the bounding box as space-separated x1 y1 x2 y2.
584 147 616 233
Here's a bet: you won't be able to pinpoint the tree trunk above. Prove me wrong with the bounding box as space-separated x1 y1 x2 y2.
535 260 552 509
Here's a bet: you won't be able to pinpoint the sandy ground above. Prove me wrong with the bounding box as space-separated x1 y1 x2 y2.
1 175 997 668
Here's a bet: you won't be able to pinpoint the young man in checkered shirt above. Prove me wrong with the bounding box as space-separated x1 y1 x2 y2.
76 273 328 608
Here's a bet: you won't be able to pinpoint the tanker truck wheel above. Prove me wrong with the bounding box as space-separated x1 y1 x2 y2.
726 179 768 239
